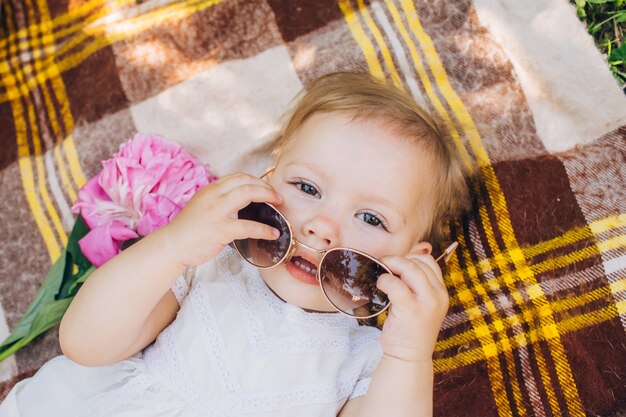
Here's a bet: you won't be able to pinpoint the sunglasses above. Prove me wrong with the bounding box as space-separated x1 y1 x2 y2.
232 200 458 319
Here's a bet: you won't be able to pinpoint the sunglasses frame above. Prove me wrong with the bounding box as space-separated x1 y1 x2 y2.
232 201 394 319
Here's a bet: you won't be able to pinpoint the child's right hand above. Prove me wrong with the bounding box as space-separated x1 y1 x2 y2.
161 173 283 267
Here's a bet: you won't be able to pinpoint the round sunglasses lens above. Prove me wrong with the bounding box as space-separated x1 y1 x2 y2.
318 249 389 318
233 203 291 268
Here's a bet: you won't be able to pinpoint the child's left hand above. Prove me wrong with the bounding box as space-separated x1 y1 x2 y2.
376 253 450 363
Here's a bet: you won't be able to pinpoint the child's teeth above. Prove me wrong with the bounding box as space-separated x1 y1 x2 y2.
294 259 317 274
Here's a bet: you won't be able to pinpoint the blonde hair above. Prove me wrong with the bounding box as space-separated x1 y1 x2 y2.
270 72 474 244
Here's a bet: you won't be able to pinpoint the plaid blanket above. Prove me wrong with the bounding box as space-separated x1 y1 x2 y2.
1 0 625 415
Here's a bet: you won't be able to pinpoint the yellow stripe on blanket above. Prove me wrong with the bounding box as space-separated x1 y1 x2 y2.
355 0 405 90
337 0 386 82
2 3 62 261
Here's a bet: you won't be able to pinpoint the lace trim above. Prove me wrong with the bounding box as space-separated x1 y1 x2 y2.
170 274 189 305
189 277 243 399
348 377 371 400
239 379 356 413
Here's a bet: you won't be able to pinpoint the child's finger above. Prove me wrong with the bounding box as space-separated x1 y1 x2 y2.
215 173 277 197
376 273 419 312
404 256 449 306
406 257 449 308
188 173 272 209
227 219 280 242
382 257 450 319
381 256 436 296
405 254 445 290
222 183 283 211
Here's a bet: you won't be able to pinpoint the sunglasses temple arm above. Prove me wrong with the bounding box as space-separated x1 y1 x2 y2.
434 241 459 265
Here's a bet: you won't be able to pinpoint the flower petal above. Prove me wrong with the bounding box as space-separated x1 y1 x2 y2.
78 221 138 267
78 226 119 267
71 173 112 230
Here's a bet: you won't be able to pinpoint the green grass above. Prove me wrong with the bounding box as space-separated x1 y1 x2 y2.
572 0 626 93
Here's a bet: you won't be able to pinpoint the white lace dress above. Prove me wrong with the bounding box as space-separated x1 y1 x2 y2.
0 247 383 416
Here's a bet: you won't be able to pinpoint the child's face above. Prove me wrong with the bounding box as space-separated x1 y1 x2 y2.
259 112 435 313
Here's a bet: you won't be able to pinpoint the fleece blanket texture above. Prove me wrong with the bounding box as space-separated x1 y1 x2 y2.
0 0 625 415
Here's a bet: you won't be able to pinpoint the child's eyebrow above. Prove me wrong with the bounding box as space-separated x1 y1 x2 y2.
284 162 328 180
359 194 407 226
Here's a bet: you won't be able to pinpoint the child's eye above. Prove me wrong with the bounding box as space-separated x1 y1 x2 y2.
291 181 320 198
357 212 388 231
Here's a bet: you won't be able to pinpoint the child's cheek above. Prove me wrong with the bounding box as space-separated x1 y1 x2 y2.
348 228 395 259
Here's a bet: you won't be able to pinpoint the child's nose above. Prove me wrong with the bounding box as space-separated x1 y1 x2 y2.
300 215 340 249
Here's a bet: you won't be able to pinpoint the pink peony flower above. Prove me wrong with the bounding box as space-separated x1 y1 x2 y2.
71 133 217 267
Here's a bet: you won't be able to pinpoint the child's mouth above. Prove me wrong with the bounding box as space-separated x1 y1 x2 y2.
293 256 318 274
286 256 318 285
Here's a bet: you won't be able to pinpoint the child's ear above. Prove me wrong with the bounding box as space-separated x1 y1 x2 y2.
408 241 432 256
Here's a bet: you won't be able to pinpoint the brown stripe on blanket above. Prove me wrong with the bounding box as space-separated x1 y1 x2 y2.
562 318 626 415
434 360 497 417
0 101 17 172
62 45 131 125
411 0 472 33
493 156 603 293
42 0 70 20
493 156 588 247
536 336 578 415
500 348 532 414
44 0 100 20
113 0 284 104
267 0 343 43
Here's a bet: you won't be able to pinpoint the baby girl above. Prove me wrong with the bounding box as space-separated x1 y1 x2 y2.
0 72 472 416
